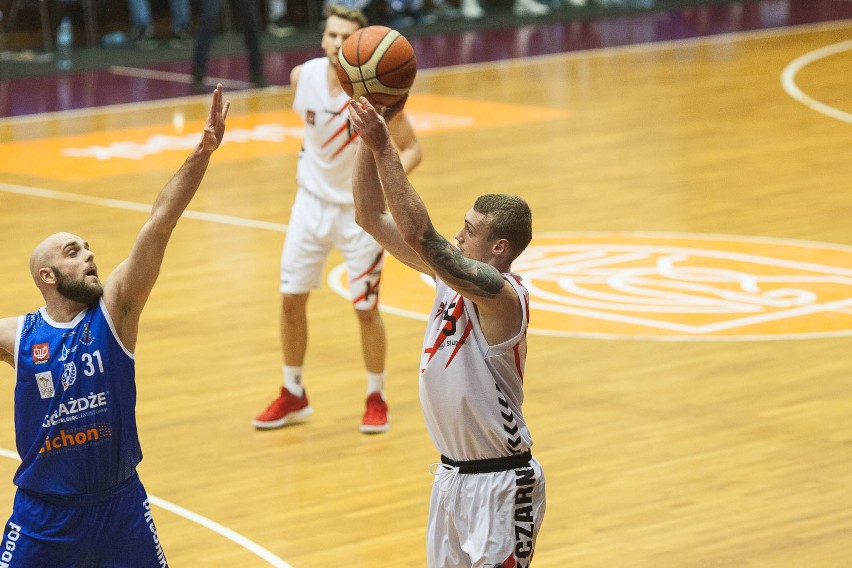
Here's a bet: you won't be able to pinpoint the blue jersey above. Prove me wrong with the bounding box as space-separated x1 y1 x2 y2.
13 299 142 495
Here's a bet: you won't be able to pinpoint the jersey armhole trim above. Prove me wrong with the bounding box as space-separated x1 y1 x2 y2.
478 276 529 354
13 315 23 370
99 299 134 360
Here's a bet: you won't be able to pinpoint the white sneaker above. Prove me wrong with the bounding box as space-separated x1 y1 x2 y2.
513 0 551 16
461 0 485 19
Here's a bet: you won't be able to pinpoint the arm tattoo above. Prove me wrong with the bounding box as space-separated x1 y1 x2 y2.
421 231 504 296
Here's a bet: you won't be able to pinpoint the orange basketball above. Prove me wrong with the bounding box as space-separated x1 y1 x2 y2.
336 25 417 107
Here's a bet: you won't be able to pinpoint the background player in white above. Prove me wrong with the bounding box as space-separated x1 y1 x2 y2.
0 85 229 564
253 4 422 433
348 97 545 567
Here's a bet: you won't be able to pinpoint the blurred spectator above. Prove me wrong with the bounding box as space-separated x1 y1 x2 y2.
323 0 371 10
128 0 192 48
267 0 298 37
192 0 267 91
387 0 434 26
460 0 550 18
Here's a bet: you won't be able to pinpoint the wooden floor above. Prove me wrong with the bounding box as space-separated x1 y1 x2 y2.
1 19 852 568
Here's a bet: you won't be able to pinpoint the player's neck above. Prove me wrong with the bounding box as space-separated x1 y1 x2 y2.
326 60 343 97
44 296 89 323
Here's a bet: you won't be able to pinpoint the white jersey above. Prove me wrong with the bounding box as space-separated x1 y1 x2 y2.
419 274 533 461
292 57 357 204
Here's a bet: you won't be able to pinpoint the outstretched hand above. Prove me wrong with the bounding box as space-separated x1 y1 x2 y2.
200 83 230 153
348 97 391 151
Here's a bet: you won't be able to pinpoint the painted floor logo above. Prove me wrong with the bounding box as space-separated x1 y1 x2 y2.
341 233 852 341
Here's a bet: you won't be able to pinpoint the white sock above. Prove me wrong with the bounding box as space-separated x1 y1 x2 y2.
283 365 304 396
367 371 386 397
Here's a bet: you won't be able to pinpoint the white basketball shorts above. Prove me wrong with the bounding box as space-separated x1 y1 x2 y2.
280 188 384 310
427 457 546 568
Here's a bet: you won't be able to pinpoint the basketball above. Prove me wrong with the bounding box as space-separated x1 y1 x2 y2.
336 26 417 108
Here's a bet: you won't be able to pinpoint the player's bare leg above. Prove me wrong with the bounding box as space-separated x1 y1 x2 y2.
357 308 389 433
281 293 310 367
252 293 313 429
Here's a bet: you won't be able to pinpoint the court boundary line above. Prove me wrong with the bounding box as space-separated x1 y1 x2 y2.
328 232 852 342
0 182 288 233
0 86 291 127
1 18 850 127
108 66 254 90
780 39 852 124
7 179 852 342
0 448 294 568
418 18 852 78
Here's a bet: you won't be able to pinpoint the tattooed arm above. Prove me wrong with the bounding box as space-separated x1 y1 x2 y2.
419 229 505 298
349 98 522 343
418 228 522 344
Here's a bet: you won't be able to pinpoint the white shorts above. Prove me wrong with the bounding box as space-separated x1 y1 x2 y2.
427 456 546 568
280 188 384 310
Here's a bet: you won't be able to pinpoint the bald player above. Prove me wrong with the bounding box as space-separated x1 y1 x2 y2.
0 85 229 566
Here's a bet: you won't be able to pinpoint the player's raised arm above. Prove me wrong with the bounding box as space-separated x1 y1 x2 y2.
0 317 17 367
352 139 431 275
103 84 230 352
387 108 422 175
349 98 510 302
349 100 431 244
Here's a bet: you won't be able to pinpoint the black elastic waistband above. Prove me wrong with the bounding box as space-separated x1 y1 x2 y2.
441 450 532 474
20 473 140 506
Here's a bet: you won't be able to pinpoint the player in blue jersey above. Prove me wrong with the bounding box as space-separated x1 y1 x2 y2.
0 84 229 566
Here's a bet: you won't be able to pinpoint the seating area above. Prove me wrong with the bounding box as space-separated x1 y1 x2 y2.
0 0 744 82
0 0 670 54
1 0 342 52
4 0 101 51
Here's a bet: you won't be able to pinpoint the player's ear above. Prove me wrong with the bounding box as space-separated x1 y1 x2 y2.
39 267 57 285
493 238 509 257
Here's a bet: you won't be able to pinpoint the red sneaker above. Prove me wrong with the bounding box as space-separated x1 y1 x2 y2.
360 392 390 433
252 387 313 429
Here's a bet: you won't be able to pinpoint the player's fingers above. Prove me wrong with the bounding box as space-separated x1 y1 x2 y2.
347 107 363 130
209 88 219 118
359 97 375 115
222 100 231 120
347 101 358 117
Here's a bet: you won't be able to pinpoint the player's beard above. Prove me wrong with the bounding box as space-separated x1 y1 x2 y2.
52 267 103 306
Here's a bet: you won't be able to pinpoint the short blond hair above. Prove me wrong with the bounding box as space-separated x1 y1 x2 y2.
473 194 532 261
324 4 368 28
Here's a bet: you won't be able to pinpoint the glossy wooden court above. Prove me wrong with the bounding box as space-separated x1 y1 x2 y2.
1 14 852 568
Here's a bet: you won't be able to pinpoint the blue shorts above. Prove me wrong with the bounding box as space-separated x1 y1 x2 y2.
0 475 167 567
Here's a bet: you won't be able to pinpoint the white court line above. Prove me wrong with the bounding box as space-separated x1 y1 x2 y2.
0 182 288 233
147 496 293 568
331 232 852 342
4 21 852 343
109 65 254 90
100 19 852 88
0 448 293 568
419 18 852 77
532 230 852 254
1 18 851 128
780 39 852 124
0 85 291 127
